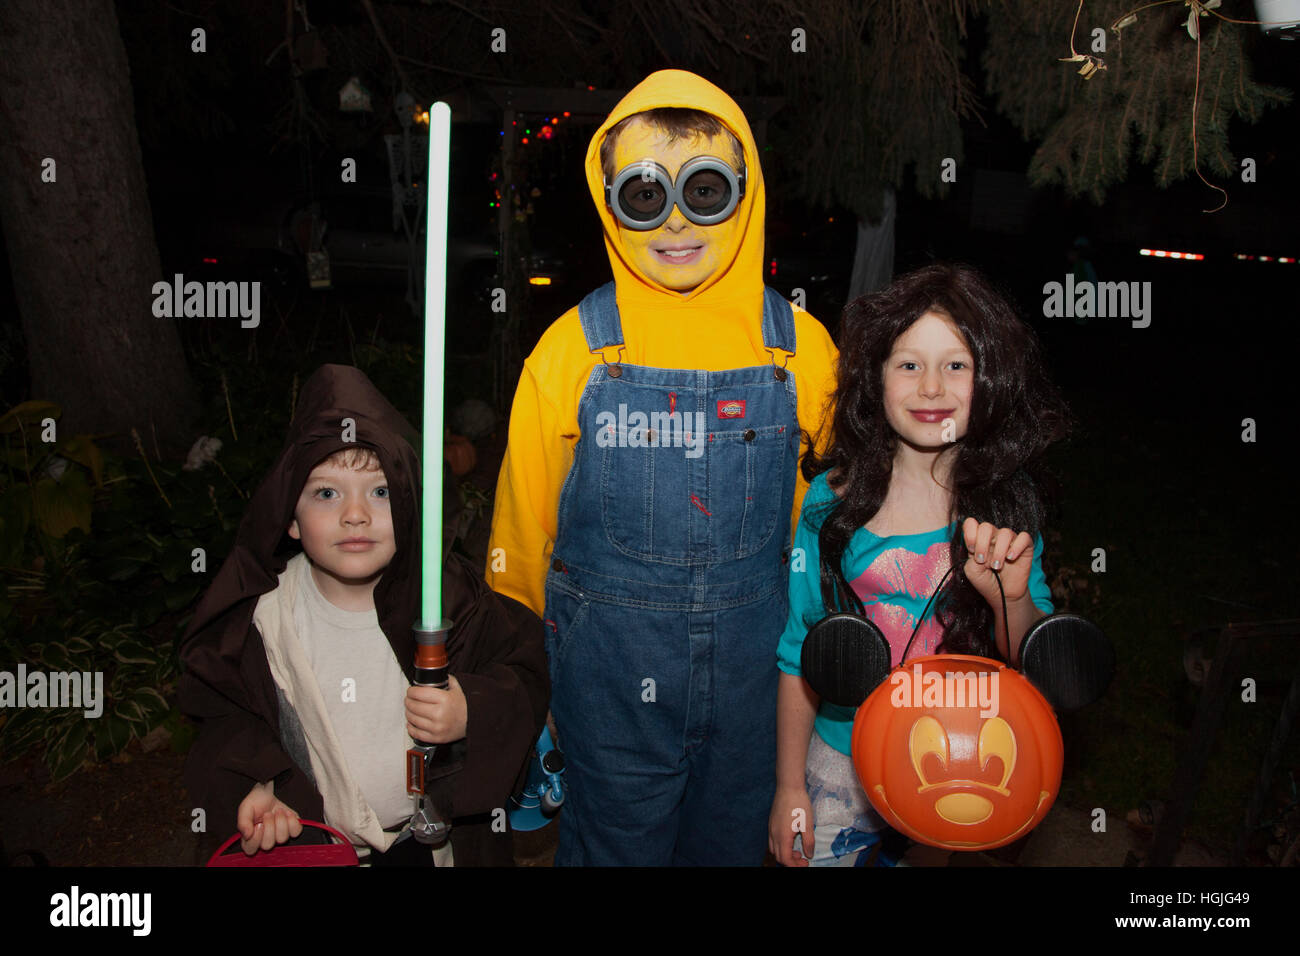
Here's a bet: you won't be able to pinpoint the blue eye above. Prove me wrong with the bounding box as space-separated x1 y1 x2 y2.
373 487 389 499
314 487 337 500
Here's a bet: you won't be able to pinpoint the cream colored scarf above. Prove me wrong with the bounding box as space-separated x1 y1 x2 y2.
254 553 454 865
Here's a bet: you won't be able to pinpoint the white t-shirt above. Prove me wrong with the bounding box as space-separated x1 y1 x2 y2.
291 558 415 829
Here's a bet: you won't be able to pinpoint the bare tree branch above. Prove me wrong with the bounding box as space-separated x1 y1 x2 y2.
360 0 419 98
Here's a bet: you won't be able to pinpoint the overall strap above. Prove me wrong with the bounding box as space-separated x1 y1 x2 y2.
761 286 797 356
577 282 624 355
580 281 796 365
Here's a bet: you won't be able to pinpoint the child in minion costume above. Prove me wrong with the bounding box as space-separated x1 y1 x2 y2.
487 70 838 865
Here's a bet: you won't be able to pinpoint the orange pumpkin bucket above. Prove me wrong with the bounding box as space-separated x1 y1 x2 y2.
851 654 1063 850
801 611 1112 852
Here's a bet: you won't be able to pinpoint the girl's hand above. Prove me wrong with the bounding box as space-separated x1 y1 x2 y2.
961 518 1034 609
236 781 303 855
769 785 815 867
405 675 468 744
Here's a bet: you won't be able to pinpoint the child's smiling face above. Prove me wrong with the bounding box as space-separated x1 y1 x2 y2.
610 117 742 292
882 311 975 451
288 457 397 601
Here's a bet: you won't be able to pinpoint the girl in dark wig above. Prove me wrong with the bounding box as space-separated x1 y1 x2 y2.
767 263 1070 867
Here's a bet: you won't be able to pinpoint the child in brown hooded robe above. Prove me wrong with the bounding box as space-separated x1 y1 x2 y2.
179 364 548 865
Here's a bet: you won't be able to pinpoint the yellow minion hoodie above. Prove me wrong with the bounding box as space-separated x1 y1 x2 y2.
486 69 838 615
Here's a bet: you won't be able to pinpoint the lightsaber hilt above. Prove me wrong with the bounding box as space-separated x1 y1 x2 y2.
413 619 451 697
407 620 453 845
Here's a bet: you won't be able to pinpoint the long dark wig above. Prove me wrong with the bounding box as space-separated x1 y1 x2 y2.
804 263 1071 658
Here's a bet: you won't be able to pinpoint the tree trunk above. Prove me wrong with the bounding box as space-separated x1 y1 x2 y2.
0 0 198 456
847 188 897 302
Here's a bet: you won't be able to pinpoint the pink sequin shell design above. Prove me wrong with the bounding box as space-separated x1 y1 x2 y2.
848 541 951 665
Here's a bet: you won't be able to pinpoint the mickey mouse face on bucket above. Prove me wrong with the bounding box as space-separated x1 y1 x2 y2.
801 614 1112 852
851 655 1063 850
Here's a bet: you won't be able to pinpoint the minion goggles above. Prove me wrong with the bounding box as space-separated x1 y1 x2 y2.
605 156 746 230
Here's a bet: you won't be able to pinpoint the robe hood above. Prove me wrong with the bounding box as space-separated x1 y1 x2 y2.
180 364 434 703
584 69 766 325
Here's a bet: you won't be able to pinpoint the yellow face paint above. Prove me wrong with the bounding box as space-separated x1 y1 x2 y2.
609 117 743 293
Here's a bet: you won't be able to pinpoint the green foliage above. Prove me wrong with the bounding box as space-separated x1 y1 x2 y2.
0 619 175 781
984 0 1290 201
768 2 980 220
0 396 244 780
0 402 99 545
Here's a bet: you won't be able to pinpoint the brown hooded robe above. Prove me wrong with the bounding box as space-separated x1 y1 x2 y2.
179 364 548 865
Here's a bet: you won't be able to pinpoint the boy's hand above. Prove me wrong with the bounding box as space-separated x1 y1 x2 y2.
768 785 815 867
405 675 468 744
236 781 302 856
962 518 1034 610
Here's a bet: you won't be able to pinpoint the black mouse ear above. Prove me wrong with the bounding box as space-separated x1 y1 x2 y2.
800 613 893 708
1018 613 1114 712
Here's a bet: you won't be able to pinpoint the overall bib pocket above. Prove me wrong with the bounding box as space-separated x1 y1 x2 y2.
597 416 790 562
598 413 694 562
707 422 790 559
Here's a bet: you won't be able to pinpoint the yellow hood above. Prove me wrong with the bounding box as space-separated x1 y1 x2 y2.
584 69 765 328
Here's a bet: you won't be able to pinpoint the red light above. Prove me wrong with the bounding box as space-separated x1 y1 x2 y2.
551 116 558 124
769 259 777 277
1141 247 1202 260
540 125 553 140
1280 257 1295 263
563 111 571 117
202 257 218 264
521 137 529 144
1260 255 1274 262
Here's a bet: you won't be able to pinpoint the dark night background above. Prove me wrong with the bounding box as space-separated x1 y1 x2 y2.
0 0 1297 890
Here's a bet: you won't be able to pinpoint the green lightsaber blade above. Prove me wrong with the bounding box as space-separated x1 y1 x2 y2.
422 102 451 628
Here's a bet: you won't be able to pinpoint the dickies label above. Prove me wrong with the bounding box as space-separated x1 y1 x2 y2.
716 399 746 419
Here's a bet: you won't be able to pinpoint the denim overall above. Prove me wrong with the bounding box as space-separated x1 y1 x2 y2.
545 282 800 865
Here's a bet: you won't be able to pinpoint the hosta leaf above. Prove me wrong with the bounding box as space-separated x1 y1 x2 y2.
40 641 72 671
47 724 90 781
98 631 127 652
59 434 104 487
132 686 170 725
115 698 146 725
94 712 133 759
43 711 82 748
113 640 158 665
32 469 93 539
0 400 61 434
0 707 46 755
